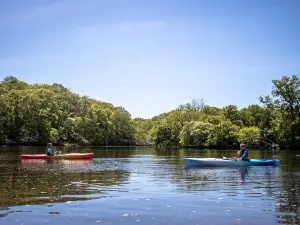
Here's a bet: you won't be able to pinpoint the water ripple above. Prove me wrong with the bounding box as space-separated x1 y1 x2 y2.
0 148 299 225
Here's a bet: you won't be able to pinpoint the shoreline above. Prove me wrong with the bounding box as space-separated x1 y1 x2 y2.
0 144 279 151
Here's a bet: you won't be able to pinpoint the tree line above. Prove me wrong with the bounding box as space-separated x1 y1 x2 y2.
0 75 300 149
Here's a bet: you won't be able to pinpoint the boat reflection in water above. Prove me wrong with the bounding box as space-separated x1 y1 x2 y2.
1 158 130 208
182 163 281 194
21 159 94 166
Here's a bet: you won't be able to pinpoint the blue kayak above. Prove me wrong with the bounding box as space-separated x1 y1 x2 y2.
184 158 280 167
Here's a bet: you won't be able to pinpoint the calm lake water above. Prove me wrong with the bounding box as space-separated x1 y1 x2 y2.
0 146 300 225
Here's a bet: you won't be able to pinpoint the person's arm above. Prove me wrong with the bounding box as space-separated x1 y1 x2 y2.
241 150 248 160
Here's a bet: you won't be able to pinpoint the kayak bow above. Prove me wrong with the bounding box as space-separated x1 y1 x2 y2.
20 153 94 160
184 157 280 167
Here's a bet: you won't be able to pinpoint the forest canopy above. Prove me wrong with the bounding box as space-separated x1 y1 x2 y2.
1 75 299 149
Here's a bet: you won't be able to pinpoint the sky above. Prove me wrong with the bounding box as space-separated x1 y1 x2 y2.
0 0 299 118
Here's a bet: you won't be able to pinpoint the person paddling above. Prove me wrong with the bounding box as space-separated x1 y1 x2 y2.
237 143 248 161
222 143 249 161
46 143 54 156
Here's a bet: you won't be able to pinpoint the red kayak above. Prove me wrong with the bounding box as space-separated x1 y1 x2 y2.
20 153 94 160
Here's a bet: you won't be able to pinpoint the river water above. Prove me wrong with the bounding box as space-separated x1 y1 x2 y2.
0 147 299 225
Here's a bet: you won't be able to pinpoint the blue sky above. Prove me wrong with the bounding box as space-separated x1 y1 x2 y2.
0 0 299 118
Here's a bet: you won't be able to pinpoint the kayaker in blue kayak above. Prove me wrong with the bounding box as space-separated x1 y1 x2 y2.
237 143 248 161
46 143 54 156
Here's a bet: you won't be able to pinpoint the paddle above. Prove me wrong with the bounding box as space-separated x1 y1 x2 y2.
222 156 237 161
223 157 238 161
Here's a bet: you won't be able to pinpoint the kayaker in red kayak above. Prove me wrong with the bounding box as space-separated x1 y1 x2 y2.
237 143 248 161
46 143 54 156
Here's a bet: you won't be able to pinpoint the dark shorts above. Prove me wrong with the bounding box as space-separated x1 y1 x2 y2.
47 152 54 156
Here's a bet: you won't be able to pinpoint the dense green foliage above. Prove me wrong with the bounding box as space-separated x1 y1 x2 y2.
0 76 134 146
259 75 300 149
1 75 300 149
